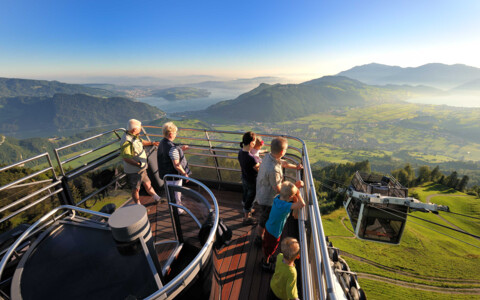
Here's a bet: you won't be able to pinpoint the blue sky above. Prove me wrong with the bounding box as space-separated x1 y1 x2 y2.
1 0 479 82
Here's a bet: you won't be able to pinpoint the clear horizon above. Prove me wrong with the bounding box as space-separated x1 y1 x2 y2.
2 0 480 83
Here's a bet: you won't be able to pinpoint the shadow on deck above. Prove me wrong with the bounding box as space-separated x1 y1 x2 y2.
139 187 300 300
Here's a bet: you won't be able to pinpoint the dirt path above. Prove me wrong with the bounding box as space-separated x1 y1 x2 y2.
425 194 471 232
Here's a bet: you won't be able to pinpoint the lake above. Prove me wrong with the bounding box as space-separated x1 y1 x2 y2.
406 93 480 107
137 88 242 114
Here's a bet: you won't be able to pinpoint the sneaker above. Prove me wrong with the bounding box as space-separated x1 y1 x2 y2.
260 258 275 273
242 217 257 226
153 195 165 203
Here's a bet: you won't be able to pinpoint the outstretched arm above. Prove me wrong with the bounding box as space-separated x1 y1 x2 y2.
291 189 305 219
142 140 159 147
281 161 303 170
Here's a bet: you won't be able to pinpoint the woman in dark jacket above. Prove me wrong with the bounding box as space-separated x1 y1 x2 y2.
158 122 191 214
238 131 260 225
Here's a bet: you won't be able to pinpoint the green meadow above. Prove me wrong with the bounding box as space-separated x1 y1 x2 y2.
322 183 480 299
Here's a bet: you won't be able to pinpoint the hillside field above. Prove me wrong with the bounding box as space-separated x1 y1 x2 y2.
322 183 480 299
210 102 480 185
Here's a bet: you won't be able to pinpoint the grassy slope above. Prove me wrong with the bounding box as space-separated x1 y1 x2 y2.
322 183 480 299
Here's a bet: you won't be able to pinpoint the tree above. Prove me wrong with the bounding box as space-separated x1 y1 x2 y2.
430 165 441 182
392 169 409 186
470 185 480 198
417 165 431 184
457 175 469 192
404 164 415 186
446 171 459 188
438 174 446 185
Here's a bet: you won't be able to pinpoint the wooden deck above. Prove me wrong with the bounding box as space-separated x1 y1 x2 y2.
138 186 301 300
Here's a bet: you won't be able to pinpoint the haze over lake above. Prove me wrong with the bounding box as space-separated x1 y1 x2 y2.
406 93 480 107
136 88 241 114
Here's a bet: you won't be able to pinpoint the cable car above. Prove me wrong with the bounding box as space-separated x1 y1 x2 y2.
344 172 449 244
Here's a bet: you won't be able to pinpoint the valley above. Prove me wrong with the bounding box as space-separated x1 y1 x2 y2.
1 65 480 300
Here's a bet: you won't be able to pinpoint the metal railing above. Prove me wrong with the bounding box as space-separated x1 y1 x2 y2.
53 128 126 206
0 153 62 226
142 126 339 300
0 135 220 300
0 126 339 300
54 128 124 177
145 175 219 300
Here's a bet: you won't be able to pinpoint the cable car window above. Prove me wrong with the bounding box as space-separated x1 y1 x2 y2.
346 197 362 230
360 216 404 243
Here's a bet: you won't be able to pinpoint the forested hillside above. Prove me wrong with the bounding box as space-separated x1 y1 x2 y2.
0 94 165 138
204 76 433 122
0 77 121 98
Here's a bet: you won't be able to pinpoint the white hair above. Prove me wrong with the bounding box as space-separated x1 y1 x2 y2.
127 119 142 131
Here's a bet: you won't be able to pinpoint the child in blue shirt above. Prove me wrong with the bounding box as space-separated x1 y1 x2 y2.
261 181 305 272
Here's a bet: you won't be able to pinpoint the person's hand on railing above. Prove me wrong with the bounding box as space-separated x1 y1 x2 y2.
181 145 189 151
295 180 304 189
296 163 303 170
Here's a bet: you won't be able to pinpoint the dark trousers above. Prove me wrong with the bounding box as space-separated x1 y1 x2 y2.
242 179 256 213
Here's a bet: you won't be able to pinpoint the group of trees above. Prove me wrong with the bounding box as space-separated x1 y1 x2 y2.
313 160 372 214
314 160 474 215
391 164 470 192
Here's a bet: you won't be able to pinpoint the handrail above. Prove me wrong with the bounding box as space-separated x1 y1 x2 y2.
0 152 61 226
0 176 220 300
302 138 338 300
145 175 219 299
54 128 125 176
0 126 338 299
0 205 111 278
0 153 57 192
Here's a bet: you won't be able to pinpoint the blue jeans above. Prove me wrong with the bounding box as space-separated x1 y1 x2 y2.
242 179 256 213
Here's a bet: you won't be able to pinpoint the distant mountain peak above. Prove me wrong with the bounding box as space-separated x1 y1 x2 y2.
302 75 366 87
202 75 414 122
337 62 480 89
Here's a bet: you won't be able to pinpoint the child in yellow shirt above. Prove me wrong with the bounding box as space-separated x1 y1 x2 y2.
270 237 300 300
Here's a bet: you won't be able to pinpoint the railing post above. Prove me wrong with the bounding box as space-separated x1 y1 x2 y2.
141 126 151 142
204 130 222 184
53 148 65 177
60 176 76 206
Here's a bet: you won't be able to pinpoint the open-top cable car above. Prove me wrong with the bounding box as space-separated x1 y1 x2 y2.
344 172 449 244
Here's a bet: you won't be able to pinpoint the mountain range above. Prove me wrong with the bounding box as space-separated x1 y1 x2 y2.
0 94 165 138
200 76 436 122
0 78 122 98
337 63 480 89
3 62 480 136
